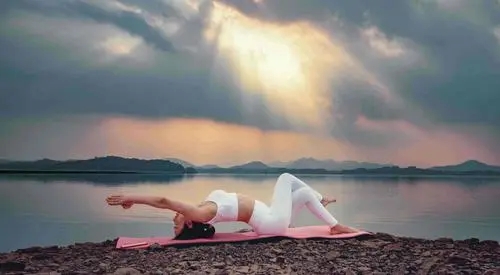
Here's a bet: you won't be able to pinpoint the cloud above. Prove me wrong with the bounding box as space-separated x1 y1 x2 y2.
0 1 295 132
1 0 500 163
494 26 500 44
360 26 407 58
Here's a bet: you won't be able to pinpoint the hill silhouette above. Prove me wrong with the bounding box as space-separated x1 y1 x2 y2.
198 159 500 176
0 156 194 174
229 161 269 170
431 160 500 172
268 157 390 170
1 157 499 176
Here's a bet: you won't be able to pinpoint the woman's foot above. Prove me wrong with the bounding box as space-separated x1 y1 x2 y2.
321 196 337 207
330 224 360 235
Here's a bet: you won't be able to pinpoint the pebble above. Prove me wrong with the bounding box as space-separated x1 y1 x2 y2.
0 232 498 274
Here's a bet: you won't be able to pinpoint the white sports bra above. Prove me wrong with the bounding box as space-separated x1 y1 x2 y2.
204 189 239 224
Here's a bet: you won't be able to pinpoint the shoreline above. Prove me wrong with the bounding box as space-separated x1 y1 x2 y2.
2 170 500 177
1 233 499 274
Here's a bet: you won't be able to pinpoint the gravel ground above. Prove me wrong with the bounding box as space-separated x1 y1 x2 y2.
1 233 499 274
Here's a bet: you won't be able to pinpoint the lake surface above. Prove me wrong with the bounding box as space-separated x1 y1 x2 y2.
1 173 499 252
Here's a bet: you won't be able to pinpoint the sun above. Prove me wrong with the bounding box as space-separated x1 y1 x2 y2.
203 2 358 130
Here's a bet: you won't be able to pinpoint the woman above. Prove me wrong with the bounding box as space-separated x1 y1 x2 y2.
106 173 361 239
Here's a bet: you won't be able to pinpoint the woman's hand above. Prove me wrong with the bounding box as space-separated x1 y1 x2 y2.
106 194 134 209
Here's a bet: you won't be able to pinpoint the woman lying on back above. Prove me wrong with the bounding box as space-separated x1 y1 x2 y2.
106 173 361 239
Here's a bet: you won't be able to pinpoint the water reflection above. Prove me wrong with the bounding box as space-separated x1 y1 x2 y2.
0 173 190 186
1 174 499 252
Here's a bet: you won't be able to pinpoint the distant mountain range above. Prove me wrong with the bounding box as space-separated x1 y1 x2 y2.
0 156 194 174
430 160 500 172
195 159 500 176
137 157 392 171
204 158 500 173
268 157 390 170
229 161 270 170
0 156 499 176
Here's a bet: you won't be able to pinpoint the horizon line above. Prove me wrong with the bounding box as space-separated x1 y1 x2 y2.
0 155 495 169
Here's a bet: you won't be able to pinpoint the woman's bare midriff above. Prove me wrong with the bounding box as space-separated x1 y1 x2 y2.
236 193 255 223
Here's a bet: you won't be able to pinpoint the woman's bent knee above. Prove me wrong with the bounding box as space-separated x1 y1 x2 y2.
278 172 293 181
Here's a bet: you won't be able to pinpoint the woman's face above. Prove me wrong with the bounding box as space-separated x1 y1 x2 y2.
172 213 185 236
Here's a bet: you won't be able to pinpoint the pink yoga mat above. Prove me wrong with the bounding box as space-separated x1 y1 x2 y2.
116 225 371 249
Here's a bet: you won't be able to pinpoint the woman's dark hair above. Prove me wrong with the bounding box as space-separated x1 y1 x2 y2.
174 222 216 240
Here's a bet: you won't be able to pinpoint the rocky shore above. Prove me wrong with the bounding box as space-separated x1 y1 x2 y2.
1 233 499 275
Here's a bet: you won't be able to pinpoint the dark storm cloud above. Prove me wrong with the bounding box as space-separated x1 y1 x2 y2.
1 0 176 52
0 46 288 131
68 1 175 52
0 0 296 131
2 0 500 143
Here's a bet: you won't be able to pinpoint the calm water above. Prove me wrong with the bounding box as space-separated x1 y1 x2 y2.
1 174 500 252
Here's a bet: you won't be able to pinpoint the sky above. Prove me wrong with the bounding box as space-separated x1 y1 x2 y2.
1 0 500 167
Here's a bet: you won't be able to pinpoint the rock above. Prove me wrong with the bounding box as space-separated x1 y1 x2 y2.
271 248 283 254
25 265 38 272
265 263 281 271
419 258 439 275
384 243 403 251
436 237 454 243
463 238 480 245
71 270 90 274
169 269 184 274
15 246 42 253
56 265 70 273
249 264 260 271
362 240 386 249
47 262 60 268
359 266 371 273
3 232 500 275
446 255 470 265
374 233 398 242
113 267 142 275
98 262 109 271
0 261 25 272
326 251 340 259
212 262 225 268
276 256 285 263
480 240 499 248
235 266 250 273
483 268 500 275
147 243 162 251
32 253 52 260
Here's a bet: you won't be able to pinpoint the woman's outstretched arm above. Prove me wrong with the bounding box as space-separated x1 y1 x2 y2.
106 195 213 222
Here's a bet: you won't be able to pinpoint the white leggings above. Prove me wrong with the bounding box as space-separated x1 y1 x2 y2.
248 173 338 235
